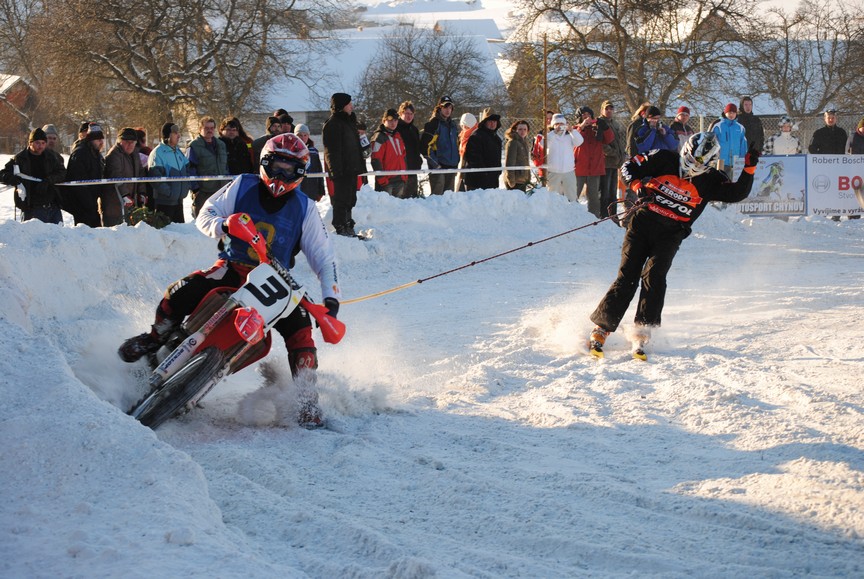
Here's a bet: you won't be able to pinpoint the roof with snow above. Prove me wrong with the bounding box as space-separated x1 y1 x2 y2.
264 26 505 113
0 74 23 95
434 18 503 41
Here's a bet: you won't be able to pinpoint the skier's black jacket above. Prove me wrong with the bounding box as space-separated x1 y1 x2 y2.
621 149 754 237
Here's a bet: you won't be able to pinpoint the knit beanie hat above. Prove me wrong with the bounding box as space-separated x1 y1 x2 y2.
265 116 281 132
576 106 595 119
161 122 180 140
551 113 567 127
677 106 690 115
600 100 614 112
41 124 59 136
724 103 738 114
29 127 47 143
86 123 105 141
459 112 477 129
646 106 662 118
331 93 352 112
382 108 399 122
294 124 310 135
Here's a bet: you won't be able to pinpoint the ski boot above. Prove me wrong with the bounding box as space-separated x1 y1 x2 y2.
588 326 610 358
632 328 650 361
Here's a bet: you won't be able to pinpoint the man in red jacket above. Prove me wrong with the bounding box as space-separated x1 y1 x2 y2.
574 106 615 218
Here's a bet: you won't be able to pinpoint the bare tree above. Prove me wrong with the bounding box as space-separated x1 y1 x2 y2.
514 0 752 115
0 0 349 134
741 0 864 116
354 24 496 124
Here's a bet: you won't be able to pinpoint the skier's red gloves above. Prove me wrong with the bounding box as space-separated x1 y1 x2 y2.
743 146 760 174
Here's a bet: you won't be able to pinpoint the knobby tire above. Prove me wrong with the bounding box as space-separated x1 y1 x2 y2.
130 346 226 429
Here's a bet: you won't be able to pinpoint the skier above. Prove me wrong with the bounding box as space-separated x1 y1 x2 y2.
587 132 758 359
118 133 341 426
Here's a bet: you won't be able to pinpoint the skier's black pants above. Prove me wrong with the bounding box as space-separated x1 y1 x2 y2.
590 211 685 332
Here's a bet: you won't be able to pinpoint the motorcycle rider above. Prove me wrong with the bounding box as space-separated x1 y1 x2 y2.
119 133 340 426
587 132 757 358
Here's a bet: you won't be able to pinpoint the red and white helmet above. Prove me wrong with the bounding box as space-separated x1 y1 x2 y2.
259 133 310 197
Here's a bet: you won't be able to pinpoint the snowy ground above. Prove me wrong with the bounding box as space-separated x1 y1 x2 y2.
2 178 863 577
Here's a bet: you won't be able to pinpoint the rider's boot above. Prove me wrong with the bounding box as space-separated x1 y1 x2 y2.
118 318 179 363
289 348 323 428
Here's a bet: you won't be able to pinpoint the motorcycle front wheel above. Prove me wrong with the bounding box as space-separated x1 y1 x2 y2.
130 346 226 429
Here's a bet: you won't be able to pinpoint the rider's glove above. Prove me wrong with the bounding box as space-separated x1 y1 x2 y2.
323 297 340 319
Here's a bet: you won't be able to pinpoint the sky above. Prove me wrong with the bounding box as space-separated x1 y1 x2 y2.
2 160 864 576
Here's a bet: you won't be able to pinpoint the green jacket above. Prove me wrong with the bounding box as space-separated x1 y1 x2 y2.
186 136 228 195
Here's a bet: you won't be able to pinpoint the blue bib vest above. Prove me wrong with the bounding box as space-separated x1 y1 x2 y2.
218 175 310 269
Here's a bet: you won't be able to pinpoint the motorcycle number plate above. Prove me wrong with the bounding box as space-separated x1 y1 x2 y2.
234 263 303 324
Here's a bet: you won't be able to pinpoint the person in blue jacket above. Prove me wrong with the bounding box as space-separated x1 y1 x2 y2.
147 123 190 223
634 106 678 154
711 103 748 177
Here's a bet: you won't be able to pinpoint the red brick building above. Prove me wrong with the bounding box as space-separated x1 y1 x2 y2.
0 74 37 154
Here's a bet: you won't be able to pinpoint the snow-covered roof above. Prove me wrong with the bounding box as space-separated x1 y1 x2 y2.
434 18 502 41
264 27 505 113
0 74 23 95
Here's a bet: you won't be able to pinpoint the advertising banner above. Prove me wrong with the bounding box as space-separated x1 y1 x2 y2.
737 155 807 217
806 155 864 218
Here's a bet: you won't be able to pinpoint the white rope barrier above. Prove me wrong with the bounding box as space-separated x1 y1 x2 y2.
55 166 542 187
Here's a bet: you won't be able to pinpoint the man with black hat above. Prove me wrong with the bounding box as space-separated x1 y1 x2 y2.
0 128 66 224
66 122 106 227
462 109 503 191
147 122 190 223
101 127 147 226
251 116 283 167
322 92 366 236
277 112 294 135
370 108 408 198
634 106 677 155
420 95 460 195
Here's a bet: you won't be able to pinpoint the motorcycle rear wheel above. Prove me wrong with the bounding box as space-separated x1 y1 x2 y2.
130 346 226 429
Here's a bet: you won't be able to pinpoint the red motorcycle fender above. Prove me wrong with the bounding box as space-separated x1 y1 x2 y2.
234 307 265 345
196 313 272 374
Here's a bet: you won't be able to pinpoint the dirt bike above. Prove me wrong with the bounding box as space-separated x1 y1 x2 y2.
128 213 345 429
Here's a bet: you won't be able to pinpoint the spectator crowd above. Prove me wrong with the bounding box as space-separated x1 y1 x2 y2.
3 93 864 231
